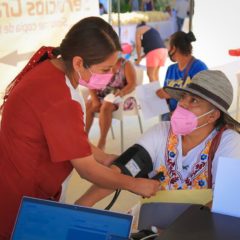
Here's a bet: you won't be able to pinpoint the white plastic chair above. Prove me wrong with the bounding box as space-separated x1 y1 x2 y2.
96 65 144 152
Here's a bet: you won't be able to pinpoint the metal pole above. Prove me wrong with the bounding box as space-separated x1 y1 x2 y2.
117 0 121 38
108 0 112 24
189 0 194 31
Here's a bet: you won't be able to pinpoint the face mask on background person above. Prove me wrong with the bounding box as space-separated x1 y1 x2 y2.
78 68 113 90
170 105 215 135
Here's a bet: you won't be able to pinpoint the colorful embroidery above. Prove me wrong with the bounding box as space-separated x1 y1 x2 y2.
156 129 217 190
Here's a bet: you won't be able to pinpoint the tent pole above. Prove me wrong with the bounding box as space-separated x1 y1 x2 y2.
117 0 121 38
189 0 194 31
108 0 112 24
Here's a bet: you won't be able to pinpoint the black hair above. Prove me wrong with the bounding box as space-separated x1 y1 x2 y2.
136 21 146 28
170 31 196 55
215 111 225 128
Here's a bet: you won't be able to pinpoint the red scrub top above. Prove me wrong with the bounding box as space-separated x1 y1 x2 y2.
0 60 91 239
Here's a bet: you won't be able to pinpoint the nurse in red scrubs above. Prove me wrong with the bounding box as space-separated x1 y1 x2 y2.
0 16 160 239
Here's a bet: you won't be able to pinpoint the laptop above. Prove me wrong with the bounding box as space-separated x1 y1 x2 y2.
212 156 240 217
11 197 133 240
156 205 240 240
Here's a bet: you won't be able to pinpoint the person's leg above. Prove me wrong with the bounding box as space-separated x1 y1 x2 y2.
155 48 168 82
146 49 158 82
146 49 166 82
177 17 184 31
147 67 158 82
154 66 160 81
98 101 116 150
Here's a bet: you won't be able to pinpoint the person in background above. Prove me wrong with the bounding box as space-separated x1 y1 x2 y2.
156 31 208 120
129 0 139 11
135 21 167 82
141 0 155 11
85 56 137 150
175 0 190 31
99 2 107 15
76 70 240 210
0 17 160 239
165 5 172 16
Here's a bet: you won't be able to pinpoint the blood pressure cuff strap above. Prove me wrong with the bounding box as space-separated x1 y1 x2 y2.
112 144 153 178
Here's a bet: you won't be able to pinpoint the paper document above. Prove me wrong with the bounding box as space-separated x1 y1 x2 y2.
212 157 240 217
141 189 212 205
104 93 123 104
136 81 169 119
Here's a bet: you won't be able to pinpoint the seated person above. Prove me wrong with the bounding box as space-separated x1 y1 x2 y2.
85 56 137 150
76 70 240 207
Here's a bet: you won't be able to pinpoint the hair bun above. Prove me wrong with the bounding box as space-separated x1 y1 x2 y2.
186 31 196 42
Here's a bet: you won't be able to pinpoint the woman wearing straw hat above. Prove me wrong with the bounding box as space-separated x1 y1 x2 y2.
76 70 240 207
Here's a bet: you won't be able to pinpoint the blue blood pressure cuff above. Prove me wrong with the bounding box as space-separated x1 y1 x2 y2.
112 144 153 178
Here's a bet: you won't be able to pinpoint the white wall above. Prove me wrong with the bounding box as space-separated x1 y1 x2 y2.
192 0 240 115
0 0 99 103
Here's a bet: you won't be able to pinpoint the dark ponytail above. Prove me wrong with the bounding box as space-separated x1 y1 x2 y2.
170 31 196 55
185 31 196 43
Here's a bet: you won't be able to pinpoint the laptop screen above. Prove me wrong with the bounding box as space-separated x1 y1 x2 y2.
11 197 133 240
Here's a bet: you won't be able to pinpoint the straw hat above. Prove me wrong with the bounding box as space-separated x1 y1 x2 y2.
164 70 240 128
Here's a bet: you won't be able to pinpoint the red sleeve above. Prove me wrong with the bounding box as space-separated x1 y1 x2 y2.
40 99 91 162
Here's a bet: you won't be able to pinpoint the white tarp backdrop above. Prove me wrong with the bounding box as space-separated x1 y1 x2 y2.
0 0 240 116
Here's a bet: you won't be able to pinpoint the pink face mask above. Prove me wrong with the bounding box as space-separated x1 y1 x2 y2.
78 68 113 90
170 105 214 135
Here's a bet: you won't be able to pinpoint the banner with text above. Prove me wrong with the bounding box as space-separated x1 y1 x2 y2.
0 0 99 102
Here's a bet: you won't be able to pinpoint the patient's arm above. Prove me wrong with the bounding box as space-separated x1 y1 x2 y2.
75 165 121 207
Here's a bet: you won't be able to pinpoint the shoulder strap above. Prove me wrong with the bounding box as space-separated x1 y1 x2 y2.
207 126 226 188
182 57 195 85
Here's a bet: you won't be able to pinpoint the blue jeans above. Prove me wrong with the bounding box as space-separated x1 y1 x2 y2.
177 17 184 31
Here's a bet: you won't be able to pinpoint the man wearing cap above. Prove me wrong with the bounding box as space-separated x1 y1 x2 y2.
76 70 240 206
